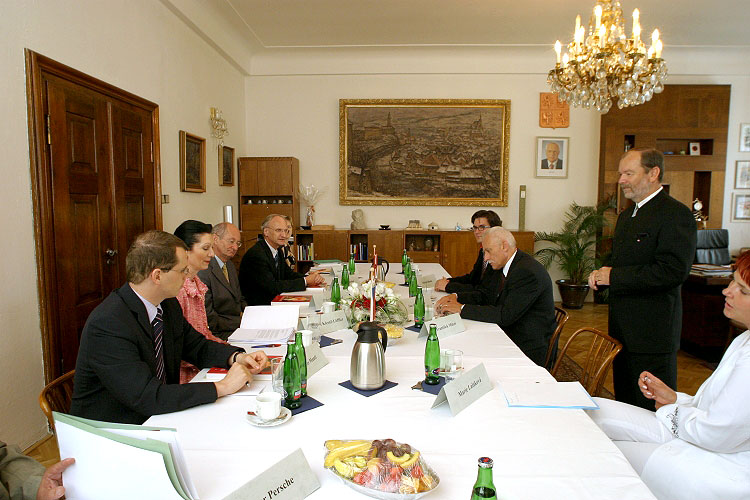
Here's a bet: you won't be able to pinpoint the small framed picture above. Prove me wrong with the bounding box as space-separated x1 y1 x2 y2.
535 137 569 178
736 161 750 189
219 145 235 186
689 142 700 156
741 123 750 152
731 193 750 222
179 130 206 193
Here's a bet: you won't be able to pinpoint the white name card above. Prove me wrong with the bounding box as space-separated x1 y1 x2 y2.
431 363 492 416
417 274 436 288
305 343 328 377
222 448 320 500
418 313 465 338
317 310 349 335
311 292 330 310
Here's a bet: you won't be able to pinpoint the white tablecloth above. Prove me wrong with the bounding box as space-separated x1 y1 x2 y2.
146 263 655 500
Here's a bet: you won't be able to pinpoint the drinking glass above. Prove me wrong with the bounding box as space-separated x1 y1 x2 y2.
270 357 284 395
441 349 464 380
307 313 322 343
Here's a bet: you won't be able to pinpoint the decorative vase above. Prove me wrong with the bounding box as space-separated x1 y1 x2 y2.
555 279 590 309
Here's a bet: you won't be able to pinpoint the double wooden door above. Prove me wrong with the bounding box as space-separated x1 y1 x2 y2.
28 51 161 380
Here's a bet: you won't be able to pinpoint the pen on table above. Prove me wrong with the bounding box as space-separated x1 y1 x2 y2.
251 344 281 348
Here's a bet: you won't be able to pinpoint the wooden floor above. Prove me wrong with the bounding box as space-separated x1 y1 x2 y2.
25 302 716 466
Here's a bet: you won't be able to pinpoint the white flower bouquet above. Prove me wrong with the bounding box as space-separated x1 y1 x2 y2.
342 280 408 327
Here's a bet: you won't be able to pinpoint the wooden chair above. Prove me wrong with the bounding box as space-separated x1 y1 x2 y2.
551 327 622 397
544 306 570 370
39 370 75 430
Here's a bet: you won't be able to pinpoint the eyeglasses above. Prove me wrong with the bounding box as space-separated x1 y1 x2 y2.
162 266 190 276
472 225 490 231
269 228 291 234
223 238 242 248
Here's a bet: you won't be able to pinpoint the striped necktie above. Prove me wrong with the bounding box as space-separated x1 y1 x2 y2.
151 307 166 382
221 263 230 283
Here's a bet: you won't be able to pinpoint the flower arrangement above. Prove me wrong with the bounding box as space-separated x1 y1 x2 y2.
342 280 408 327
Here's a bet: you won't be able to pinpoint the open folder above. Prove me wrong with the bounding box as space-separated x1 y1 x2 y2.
228 305 299 344
54 412 199 500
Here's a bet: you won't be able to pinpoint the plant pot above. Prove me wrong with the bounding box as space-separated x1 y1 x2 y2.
556 279 590 309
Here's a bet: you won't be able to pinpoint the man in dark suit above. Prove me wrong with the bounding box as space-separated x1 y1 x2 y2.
239 214 325 305
436 228 556 366
541 141 563 169
71 230 268 424
435 210 503 297
589 148 696 410
198 222 246 340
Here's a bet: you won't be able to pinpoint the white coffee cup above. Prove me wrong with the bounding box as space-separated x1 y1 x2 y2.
300 329 313 347
254 392 282 421
321 301 336 314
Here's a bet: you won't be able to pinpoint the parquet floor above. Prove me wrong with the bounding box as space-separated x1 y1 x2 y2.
25 302 716 466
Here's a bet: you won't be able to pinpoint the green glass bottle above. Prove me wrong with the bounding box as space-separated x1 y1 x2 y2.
282 340 302 409
331 276 341 308
424 323 440 385
401 249 408 268
404 259 411 285
348 252 356 274
409 272 418 297
341 264 350 288
470 457 497 499
294 331 307 397
414 287 425 329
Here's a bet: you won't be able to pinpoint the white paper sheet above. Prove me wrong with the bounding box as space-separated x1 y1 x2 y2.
498 381 599 409
228 306 298 343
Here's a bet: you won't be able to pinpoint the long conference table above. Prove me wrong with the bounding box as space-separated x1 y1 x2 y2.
146 263 656 500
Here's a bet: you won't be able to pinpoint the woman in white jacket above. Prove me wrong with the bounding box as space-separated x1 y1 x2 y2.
588 250 750 500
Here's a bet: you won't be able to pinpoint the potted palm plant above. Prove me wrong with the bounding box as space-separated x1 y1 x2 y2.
534 199 614 309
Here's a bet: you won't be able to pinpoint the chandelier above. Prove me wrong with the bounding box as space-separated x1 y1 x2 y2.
209 107 229 147
547 0 667 113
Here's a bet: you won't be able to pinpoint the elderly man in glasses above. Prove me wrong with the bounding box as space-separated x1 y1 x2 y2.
435 210 503 296
196 222 246 340
239 214 325 305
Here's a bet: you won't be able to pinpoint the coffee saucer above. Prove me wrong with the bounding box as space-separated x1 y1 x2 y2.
246 407 291 427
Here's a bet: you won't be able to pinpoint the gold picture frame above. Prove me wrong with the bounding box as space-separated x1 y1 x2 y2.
219 145 235 186
339 99 510 206
179 130 206 193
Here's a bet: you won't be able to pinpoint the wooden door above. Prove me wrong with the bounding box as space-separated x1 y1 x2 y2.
27 51 161 381
257 159 292 195
368 231 403 263
441 231 478 277
313 231 349 261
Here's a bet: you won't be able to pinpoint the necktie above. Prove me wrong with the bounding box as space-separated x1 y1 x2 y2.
276 251 283 279
631 204 639 218
151 307 166 382
221 264 230 283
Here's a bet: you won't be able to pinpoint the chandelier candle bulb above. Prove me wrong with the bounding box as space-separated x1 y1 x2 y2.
655 39 663 59
595 5 602 28
555 40 562 64
575 14 581 33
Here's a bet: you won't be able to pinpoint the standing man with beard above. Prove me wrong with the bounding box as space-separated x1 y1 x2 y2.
589 148 696 410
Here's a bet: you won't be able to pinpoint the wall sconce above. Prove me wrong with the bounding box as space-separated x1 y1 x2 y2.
209 107 229 147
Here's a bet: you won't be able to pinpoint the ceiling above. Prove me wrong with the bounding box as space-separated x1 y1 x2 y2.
225 0 748 49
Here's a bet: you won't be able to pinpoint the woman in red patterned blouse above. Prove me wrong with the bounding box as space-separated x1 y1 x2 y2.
174 220 227 382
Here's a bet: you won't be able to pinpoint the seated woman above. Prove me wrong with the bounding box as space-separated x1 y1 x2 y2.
174 220 227 383
587 251 750 500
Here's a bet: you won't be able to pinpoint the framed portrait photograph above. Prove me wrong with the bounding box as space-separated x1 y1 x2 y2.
731 193 750 222
741 123 750 152
179 131 206 193
535 137 569 178
339 98 510 206
219 145 235 186
735 161 750 189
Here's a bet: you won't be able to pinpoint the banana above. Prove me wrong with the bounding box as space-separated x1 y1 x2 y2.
400 451 420 468
324 441 372 467
325 440 343 450
333 459 356 479
386 451 410 465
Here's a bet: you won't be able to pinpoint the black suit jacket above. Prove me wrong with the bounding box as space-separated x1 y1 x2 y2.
197 258 246 340
70 283 240 424
608 190 697 353
445 249 502 300
239 240 306 305
459 250 556 362
541 159 563 169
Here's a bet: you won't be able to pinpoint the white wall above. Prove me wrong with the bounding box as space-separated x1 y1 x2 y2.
0 0 246 447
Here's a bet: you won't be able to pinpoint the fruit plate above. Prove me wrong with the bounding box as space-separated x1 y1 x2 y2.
328 467 440 500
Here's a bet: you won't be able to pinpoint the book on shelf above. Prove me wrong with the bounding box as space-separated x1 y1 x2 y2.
691 264 732 276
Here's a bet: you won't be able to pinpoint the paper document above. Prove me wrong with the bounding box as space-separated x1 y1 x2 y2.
192 368 269 391
54 412 197 500
499 381 599 409
229 305 298 343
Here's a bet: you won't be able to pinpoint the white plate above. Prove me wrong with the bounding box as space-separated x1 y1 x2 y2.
246 406 291 427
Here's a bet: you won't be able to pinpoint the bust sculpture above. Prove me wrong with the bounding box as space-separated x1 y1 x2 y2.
350 209 366 230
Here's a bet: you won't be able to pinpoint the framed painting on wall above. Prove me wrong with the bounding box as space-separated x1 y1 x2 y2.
741 123 750 152
219 145 235 186
731 193 750 222
339 99 510 206
735 161 750 189
179 130 206 193
535 137 569 178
